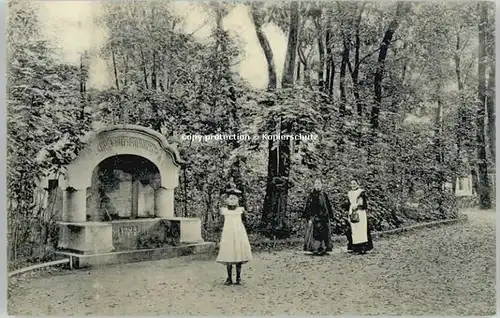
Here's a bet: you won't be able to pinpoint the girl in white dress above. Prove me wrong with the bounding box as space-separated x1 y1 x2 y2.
216 188 252 285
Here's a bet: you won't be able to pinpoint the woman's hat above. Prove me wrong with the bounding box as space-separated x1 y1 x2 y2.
225 187 242 196
224 178 242 195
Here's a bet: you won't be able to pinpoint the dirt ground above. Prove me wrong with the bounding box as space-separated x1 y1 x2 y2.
8 209 496 316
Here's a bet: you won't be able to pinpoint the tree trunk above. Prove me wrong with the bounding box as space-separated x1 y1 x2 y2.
434 80 445 215
251 6 281 236
353 3 365 116
453 32 463 194
471 168 479 195
281 1 300 88
263 0 300 239
297 47 308 87
252 8 277 91
183 166 189 217
229 86 248 209
304 63 311 87
339 38 349 115
140 49 149 89
151 52 157 90
124 53 129 87
276 118 291 238
328 60 335 98
486 62 495 163
296 60 301 83
353 30 362 116
476 3 491 209
261 137 279 235
79 54 86 94
317 26 325 87
371 3 404 131
336 35 349 152
325 30 332 94
112 49 120 90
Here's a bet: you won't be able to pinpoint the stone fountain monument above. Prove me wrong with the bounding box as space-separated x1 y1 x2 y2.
52 124 214 268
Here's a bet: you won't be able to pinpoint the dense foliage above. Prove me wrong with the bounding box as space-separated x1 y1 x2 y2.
6 1 495 267
7 1 92 265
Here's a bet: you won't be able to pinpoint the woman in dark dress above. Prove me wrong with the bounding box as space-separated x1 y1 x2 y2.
302 179 334 256
342 180 373 254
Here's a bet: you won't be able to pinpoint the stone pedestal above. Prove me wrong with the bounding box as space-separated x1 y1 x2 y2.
58 222 115 254
165 217 204 243
155 187 174 218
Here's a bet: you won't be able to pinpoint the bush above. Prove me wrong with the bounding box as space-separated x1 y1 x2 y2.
457 196 479 209
136 221 180 249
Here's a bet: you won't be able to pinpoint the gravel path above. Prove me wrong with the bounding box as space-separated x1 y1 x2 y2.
8 209 496 316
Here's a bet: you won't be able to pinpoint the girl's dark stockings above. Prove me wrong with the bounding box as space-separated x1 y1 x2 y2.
225 263 243 285
225 265 233 285
235 263 242 284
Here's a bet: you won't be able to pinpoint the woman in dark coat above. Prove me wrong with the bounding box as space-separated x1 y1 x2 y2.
302 178 334 255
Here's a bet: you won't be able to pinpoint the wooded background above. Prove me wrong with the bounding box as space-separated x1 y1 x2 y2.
7 1 496 268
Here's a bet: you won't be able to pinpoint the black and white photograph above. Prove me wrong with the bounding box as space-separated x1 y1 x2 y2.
6 0 496 315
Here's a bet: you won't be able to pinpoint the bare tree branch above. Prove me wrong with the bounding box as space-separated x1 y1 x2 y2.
347 60 354 78
188 18 210 36
355 47 381 70
297 46 307 66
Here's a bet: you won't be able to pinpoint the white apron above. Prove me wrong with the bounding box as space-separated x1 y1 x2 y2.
348 189 368 244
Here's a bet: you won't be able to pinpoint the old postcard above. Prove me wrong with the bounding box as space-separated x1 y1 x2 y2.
6 0 496 315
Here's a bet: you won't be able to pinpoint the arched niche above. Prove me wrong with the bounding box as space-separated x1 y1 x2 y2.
64 124 183 190
87 154 161 221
